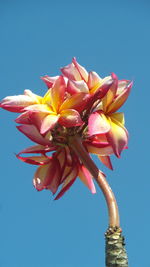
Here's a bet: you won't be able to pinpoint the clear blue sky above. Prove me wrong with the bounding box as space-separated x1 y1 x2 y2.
0 1 149 266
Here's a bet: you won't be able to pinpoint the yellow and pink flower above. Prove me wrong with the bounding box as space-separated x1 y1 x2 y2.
16 138 97 199
88 74 132 157
0 58 132 199
15 121 113 198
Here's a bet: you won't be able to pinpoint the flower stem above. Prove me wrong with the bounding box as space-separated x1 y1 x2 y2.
69 134 119 228
69 135 129 266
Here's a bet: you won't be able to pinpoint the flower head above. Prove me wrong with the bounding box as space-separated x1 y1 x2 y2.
0 58 132 199
42 57 113 102
88 74 132 157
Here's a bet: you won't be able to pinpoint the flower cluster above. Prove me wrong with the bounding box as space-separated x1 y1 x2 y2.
0 58 132 199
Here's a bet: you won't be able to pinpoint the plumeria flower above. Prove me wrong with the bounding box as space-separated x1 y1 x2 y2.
0 59 132 199
14 119 114 199
42 57 111 96
2 76 90 135
88 74 133 157
23 76 91 134
15 123 113 199
17 144 96 200
61 57 112 96
42 57 113 103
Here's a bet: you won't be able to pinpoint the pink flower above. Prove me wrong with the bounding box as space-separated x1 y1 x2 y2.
3 76 90 134
42 57 113 101
15 122 113 198
88 75 132 157
15 126 98 198
0 59 132 199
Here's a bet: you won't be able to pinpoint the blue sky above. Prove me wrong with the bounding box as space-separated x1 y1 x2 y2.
0 0 149 266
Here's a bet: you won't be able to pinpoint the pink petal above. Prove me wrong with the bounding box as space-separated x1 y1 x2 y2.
98 155 113 170
61 165 73 183
85 140 109 148
40 114 59 134
18 144 55 154
54 163 78 200
67 80 89 94
107 81 133 113
50 76 66 112
56 148 67 171
33 164 51 191
91 133 108 143
28 111 48 131
46 158 62 194
15 111 32 124
89 75 111 95
106 117 128 157
24 104 51 113
16 154 50 165
17 124 50 145
102 73 118 112
78 164 96 194
55 177 76 200
87 77 114 111
41 75 59 88
117 80 130 95
88 112 110 136
0 94 38 113
85 143 113 155
59 109 83 127
72 57 88 82
24 89 42 103
59 92 90 112
33 158 61 193
87 71 101 89
61 62 81 81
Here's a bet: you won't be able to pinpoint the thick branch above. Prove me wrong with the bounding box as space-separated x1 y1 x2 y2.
105 228 128 267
